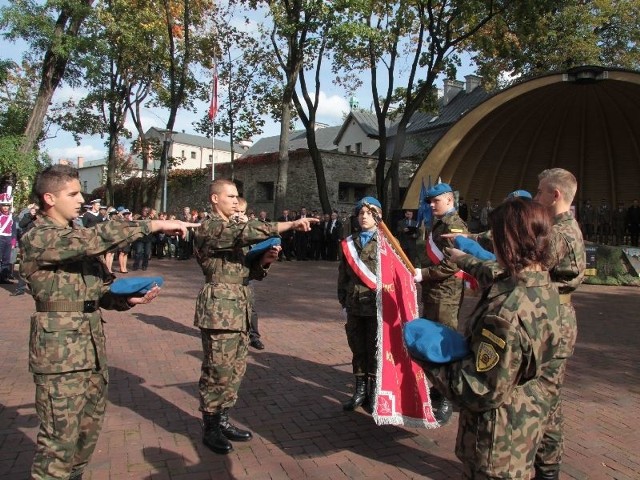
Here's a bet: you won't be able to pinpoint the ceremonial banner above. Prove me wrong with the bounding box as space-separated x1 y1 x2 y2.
372 231 439 428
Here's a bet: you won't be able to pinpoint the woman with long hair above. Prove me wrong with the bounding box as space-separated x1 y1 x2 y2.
417 198 562 479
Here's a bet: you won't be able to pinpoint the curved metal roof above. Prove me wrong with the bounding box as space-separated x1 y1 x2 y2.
403 67 640 208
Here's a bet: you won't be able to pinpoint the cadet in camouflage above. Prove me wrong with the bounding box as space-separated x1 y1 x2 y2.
532 168 586 480
413 182 468 425
22 165 198 480
194 179 317 455
337 196 381 412
419 199 563 480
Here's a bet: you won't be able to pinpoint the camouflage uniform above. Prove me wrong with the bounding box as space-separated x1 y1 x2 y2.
337 232 378 376
193 214 278 414
423 271 562 479
456 211 586 477
20 215 151 479
535 212 585 476
418 210 468 330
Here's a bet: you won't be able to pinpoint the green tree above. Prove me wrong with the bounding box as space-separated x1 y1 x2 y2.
334 0 522 216
468 0 640 88
1 0 95 155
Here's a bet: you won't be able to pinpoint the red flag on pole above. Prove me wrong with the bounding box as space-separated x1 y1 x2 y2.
208 63 218 121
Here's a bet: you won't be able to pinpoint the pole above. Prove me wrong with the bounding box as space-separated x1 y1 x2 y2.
211 126 215 180
162 138 169 212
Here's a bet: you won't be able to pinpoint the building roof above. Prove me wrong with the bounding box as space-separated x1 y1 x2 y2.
241 126 341 157
333 111 384 143
145 127 245 153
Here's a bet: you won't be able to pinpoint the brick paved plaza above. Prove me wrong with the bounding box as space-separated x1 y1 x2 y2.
1 259 639 479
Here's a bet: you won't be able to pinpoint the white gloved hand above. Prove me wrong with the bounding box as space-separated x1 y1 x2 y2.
341 308 348 320
413 269 423 283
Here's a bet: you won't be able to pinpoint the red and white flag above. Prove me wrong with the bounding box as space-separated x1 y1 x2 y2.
208 62 219 121
372 230 439 428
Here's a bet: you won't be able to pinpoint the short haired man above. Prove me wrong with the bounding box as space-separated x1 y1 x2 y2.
194 179 317 455
22 164 198 479
533 168 586 480
413 182 468 425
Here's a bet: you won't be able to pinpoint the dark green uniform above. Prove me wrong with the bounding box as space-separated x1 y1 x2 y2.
423 271 562 479
418 210 468 329
21 215 151 479
337 232 378 376
193 214 278 413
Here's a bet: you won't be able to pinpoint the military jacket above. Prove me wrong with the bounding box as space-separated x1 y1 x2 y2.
21 215 150 375
419 211 467 304
337 232 378 317
424 271 561 477
193 214 278 331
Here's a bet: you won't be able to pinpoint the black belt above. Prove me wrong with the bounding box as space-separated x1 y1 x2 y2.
36 300 100 313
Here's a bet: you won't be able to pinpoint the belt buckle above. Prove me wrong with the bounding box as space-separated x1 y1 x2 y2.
84 300 97 313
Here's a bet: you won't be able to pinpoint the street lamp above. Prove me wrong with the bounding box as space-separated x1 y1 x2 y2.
162 131 173 212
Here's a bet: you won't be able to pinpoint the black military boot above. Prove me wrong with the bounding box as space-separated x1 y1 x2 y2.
342 375 367 411
430 390 453 425
202 412 233 454
219 409 253 441
362 375 376 414
534 466 560 480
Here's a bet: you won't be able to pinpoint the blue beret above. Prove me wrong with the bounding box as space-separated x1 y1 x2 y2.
506 189 532 200
110 276 164 295
403 318 470 363
245 237 281 265
355 196 381 212
454 236 496 261
425 183 453 199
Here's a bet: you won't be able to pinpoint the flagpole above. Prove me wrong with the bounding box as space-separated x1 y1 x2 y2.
211 125 215 181
208 60 219 181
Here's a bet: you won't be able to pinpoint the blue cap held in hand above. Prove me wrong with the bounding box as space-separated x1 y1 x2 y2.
110 277 164 295
506 190 532 200
245 237 281 265
425 183 453 200
454 236 496 261
403 318 470 364
355 196 382 213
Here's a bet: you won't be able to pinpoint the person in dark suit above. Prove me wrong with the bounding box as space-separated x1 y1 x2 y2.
294 207 310 260
396 210 418 264
277 209 294 260
82 199 105 228
325 211 343 261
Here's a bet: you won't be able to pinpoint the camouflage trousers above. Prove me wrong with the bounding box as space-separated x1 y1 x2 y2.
456 380 550 479
344 313 377 376
199 329 249 414
535 302 577 473
31 370 107 479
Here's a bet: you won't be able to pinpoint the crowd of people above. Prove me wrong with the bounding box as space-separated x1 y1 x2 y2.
458 194 640 247
0 162 614 480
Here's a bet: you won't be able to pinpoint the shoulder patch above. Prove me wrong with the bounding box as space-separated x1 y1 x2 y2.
450 228 464 233
476 342 500 372
481 328 506 349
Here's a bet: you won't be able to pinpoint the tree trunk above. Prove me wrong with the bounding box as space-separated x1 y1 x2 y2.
274 103 291 219
19 1 93 155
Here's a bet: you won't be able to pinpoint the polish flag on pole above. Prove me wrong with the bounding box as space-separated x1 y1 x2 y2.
208 62 219 121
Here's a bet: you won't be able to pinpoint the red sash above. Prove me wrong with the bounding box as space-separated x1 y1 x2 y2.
341 236 376 289
426 233 478 290
0 214 12 236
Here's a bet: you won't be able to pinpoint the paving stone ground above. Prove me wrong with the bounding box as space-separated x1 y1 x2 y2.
1 258 639 479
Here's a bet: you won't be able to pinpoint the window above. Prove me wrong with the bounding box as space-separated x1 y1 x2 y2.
83 181 88 191
339 182 372 203
209 154 213 162
345 145 352 153
355 143 362 154
181 150 185 158
190 151 196 159
256 181 275 201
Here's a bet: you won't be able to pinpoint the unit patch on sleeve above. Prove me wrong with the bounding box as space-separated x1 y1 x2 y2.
476 341 500 372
